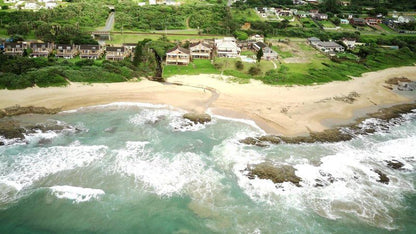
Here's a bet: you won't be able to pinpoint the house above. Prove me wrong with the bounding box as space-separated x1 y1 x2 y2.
309 9 319 17
30 42 53 57
397 16 416 24
314 13 328 21
262 47 278 60
365 17 381 25
306 0 319 5
350 18 366 26
166 46 190 65
79 45 103 59
4 42 24 56
189 41 213 59
123 43 137 52
341 38 356 49
340 19 349 24
249 34 265 43
340 1 350 6
215 38 241 58
307 37 322 46
316 41 345 53
253 42 267 52
278 10 292 17
55 44 78 58
105 46 128 61
296 11 308 18
122 43 137 57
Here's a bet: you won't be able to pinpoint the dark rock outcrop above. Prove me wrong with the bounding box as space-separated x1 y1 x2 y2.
246 163 301 186
386 160 404 170
385 77 412 85
374 169 389 184
0 121 25 139
239 103 416 146
1 105 62 118
183 113 211 124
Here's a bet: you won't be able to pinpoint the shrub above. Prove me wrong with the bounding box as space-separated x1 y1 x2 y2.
235 60 244 70
248 66 261 76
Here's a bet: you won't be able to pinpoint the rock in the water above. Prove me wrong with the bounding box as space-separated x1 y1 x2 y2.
258 135 282 144
374 169 389 184
0 121 25 139
385 77 412 85
246 162 301 186
386 160 404 170
104 127 118 133
239 137 268 147
183 113 211 124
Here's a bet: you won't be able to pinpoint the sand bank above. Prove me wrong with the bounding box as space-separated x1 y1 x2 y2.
1 66 415 136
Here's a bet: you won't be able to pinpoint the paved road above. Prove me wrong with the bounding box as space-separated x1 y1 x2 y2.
104 12 115 31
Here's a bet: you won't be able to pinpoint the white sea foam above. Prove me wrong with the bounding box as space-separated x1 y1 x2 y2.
128 108 179 126
114 141 222 197
61 102 170 114
214 128 416 230
49 185 105 203
0 143 108 193
207 109 266 134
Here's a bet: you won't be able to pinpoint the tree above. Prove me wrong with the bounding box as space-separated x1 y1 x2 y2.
235 60 244 70
323 0 340 14
234 31 248 40
256 48 263 62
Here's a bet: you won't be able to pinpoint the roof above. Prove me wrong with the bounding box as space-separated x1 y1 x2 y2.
79 45 100 50
263 47 277 54
4 42 23 47
166 46 190 54
317 41 343 48
189 41 213 49
56 44 74 49
254 42 267 49
352 18 365 22
308 37 321 42
123 43 137 46
106 46 125 52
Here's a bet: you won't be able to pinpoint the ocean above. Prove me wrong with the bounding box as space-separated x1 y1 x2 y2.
0 103 415 233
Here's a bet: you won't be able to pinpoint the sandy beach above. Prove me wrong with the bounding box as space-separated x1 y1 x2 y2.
1 66 415 136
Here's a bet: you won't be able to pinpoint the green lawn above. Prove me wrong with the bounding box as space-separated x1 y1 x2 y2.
163 59 220 78
339 24 355 30
379 23 396 33
300 18 319 28
231 8 261 22
271 46 293 58
320 20 336 28
107 33 218 44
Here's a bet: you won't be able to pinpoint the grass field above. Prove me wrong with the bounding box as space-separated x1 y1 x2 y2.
106 33 218 45
163 59 220 78
300 18 319 28
320 20 336 28
231 8 261 22
271 46 293 58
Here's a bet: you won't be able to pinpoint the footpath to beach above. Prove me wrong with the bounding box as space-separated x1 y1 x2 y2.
0 66 415 136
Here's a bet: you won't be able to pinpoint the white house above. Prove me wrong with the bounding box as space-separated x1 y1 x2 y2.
215 38 241 58
341 38 356 49
397 16 416 24
249 34 265 43
340 19 349 24
316 41 345 53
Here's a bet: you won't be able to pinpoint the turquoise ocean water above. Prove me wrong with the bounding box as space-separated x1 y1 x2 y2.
0 103 415 233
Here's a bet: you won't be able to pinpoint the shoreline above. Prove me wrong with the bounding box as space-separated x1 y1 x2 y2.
0 65 415 136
